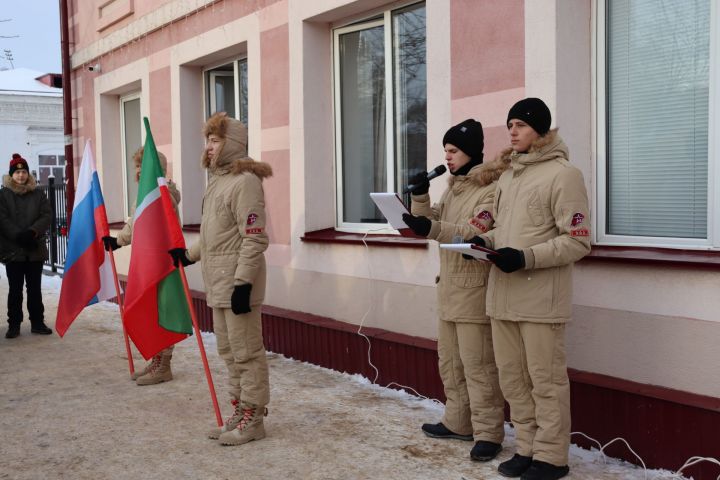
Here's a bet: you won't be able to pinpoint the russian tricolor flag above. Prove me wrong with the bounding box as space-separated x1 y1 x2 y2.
56 140 117 337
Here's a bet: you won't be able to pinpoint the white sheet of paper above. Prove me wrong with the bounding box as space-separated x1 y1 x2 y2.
440 243 496 262
370 193 410 229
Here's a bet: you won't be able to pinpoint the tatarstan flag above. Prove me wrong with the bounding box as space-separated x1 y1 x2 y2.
123 118 192 360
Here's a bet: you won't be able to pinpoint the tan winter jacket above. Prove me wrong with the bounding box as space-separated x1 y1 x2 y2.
116 181 181 246
187 117 272 309
480 130 591 323
412 160 508 323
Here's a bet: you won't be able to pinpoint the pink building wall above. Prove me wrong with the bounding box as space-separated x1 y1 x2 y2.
69 0 290 244
450 0 524 160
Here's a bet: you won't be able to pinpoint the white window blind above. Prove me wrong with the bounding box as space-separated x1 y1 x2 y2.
607 0 710 238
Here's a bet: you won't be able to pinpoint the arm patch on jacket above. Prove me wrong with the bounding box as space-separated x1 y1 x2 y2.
468 217 489 232
468 210 493 232
477 210 493 221
246 227 264 234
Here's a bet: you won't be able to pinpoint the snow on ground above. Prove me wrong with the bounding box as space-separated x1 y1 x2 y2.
0 269 692 479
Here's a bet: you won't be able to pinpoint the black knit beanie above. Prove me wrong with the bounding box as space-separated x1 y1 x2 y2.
443 119 484 160
506 98 551 135
9 153 28 175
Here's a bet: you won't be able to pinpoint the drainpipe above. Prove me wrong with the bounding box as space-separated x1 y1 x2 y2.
59 0 75 227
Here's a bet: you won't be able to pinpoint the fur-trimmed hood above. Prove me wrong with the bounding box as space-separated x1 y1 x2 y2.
447 156 510 189
2 173 38 195
201 112 273 179
496 129 568 167
223 158 273 179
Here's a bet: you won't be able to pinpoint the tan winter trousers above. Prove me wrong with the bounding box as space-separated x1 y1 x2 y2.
438 320 505 443
212 306 269 407
491 319 571 466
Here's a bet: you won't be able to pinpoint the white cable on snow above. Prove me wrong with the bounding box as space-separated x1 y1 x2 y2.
358 230 443 406
355 231 719 480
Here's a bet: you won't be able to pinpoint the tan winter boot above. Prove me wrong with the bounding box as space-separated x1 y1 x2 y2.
207 398 243 440
136 349 173 386
217 402 267 446
130 360 153 381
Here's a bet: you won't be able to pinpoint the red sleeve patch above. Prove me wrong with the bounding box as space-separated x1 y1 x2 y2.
469 217 489 232
571 213 585 226
477 210 493 221
570 228 589 237
245 227 264 235
247 213 258 225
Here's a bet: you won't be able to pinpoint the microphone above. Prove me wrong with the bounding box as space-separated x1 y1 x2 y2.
402 165 447 194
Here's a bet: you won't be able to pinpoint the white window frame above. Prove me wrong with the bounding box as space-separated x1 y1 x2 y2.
594 0 720 250
333 17 395 233
333 2 425 234
203 57 248 123
119 92 142 219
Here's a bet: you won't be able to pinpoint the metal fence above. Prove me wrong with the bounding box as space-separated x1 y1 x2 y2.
38 177 68 272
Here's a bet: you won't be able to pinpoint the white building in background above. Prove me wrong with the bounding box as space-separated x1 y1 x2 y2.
0 67 64 184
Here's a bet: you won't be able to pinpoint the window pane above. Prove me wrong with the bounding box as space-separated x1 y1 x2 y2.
122 98 142 214
339 25 386 224
393 4 427 205
238 59 248 125
213 74 236 117
607 0 709 238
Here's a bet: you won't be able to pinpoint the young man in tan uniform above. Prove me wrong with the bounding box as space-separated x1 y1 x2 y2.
402 119 509 462
169 112 272 446
103 148 180 385
472 98 591 480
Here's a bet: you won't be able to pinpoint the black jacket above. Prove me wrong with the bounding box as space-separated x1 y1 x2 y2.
0 174 51 263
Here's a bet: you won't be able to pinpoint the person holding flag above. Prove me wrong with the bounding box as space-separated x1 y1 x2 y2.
121 122 192 366
102 147 182 386
169 112 273 446
0 154 52 338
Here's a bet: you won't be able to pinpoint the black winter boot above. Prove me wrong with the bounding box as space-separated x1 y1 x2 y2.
421 422 473 441
498 453 533 477
470 440 502 461
30 322 53 335
5 324 20 338
520 460 569 480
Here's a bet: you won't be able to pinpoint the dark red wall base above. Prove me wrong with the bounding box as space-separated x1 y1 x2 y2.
259 306 719 479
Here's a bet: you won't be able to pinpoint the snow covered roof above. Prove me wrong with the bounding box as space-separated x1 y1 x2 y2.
0 68 62 97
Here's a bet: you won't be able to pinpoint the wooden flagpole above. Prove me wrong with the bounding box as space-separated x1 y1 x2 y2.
177 264 223 426
107 249 135 376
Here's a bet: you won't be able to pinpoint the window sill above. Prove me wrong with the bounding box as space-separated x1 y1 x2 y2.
301 228 428 249
109 222 201 234
582 245 720 269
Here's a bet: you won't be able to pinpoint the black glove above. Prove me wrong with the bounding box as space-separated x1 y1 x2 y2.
16 230 36 247
102 236 121 251
487 247 525 273
231 284 252 315
402 213 431 237
462 236 486 260
407 171 430 195
168 248 195 267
